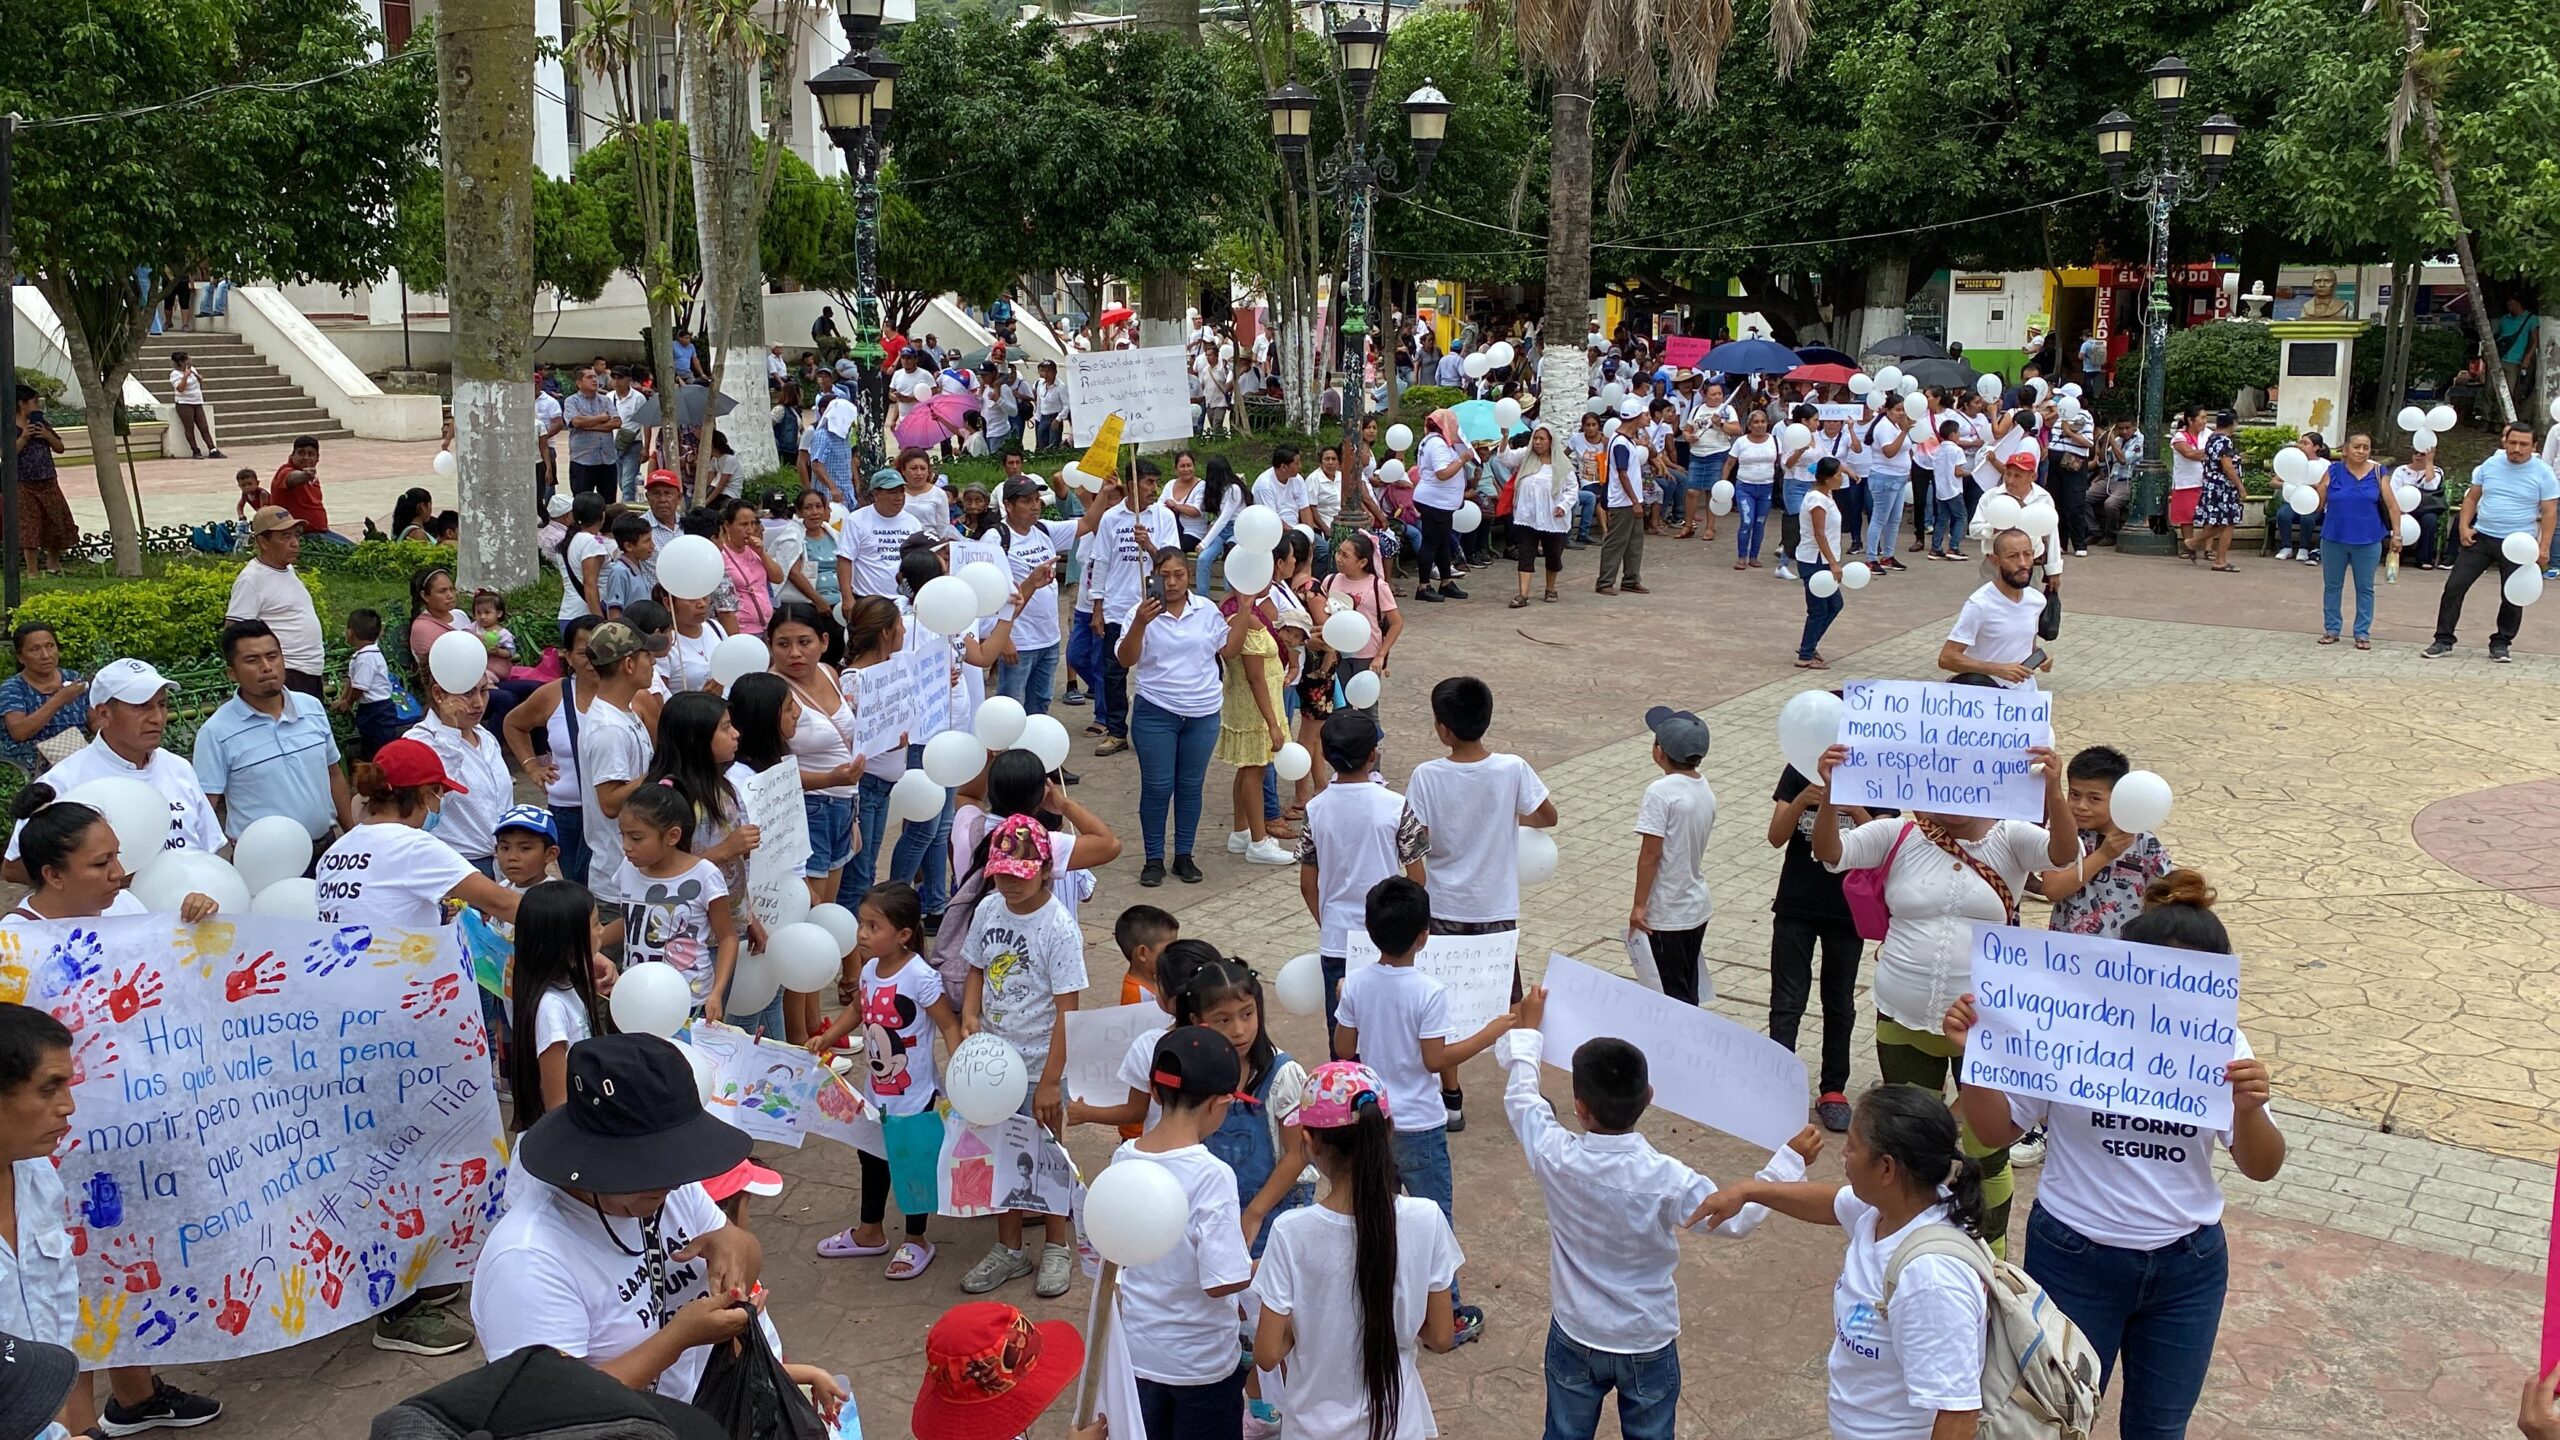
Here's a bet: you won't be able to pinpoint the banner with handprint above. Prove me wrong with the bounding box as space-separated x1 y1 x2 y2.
0 914 506 1366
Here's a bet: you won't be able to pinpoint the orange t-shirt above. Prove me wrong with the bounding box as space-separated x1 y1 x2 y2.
1117 972 1155 1138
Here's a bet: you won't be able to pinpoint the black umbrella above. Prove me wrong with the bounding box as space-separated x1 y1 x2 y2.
1900 357 1981 390
1794 344 1857 368
1863 332 1951 361
673 383 740 430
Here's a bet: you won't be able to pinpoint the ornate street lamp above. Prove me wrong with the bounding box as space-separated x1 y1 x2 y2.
809 8 906 475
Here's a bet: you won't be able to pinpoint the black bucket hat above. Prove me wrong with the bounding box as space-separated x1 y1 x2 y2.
518 1035 751 1194
0 1333 76 1440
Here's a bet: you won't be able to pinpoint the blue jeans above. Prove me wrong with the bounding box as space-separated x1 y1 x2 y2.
616 445 645 502
1574 485 1601 541
1543 1322 1680 1440
2024 1205 2227 1440
1866 475 1909 560
2273 504 2320 553
894 777 956 914
723 972 788 1039
549 804 590 890
1930 494 1968 553
1066 612 1107 695
994 643 1059 716
1130 697 1219 860
803 793 855 876
1799 569 1843 660
2320 539 2382 639
1392 1124 1458 1304
1734 482 1773 559
1196 525 1231 594
842 772 926 909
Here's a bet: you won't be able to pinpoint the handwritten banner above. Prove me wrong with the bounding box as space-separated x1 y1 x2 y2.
1815 404 1865 422
1537 953 1807 1151
1831 678 2053 822
1068 347 1193 447
852 659 918 758
949 537 1006 575
1661 336 1713 369
906 636 956 743
1346 931 1519 1040
1062 1002 1159 1108
937 1111 1074 1218
737 764 813 932
0 915 504 1366
687 1021 882 1154
1961 922 2241 1130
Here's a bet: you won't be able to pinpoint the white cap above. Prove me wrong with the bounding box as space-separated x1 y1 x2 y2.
91 658 176 707
546 492 575 518
1615 396 1647 419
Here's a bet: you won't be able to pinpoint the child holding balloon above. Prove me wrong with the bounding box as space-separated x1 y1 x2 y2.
809 880 957 1280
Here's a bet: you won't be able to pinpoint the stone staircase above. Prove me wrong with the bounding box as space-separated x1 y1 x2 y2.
136 332 349 452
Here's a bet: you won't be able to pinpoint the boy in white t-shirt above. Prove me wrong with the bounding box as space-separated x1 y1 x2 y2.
1108 1027 1256 1429
1332 876 1517 1346
1403 676 1557 1132
333 606 404 759
1631 706 1717 1005
1297 710 1428 1044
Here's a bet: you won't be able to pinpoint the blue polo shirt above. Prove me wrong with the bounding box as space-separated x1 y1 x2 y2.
2469 453 2560 539
191 690 341 841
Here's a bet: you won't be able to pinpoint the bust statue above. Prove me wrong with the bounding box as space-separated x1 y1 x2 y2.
2298 269 2351 321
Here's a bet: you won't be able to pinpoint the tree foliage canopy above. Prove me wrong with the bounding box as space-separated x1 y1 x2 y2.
394 167 620 302
570 121 838 293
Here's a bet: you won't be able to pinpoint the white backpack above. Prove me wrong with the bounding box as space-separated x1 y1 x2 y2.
1881 1224 2105 1440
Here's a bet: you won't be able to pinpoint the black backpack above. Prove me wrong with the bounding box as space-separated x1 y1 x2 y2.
369 1346 725 1440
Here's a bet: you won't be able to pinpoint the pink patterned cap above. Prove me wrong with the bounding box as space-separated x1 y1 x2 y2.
1290 1060 1389 1129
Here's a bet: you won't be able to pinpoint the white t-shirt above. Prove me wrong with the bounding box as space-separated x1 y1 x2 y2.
1129 598 1227 719
470 1177 738 1402
2168 428 2208 492
1413 436 1469 510
223 560 327 672
1633 772 1715 931
559 532 614 622
314 822 474 931
1112 1023 1170 1133
1299 782 1420 956
1827 1194 1987 1440
843 505 924 598
1946 582 2045 684
345 644 393 703
1831 817 2052 1032
1687 402 1737 461
1109 1141 1255 1386
2006 1031 2260 1251
965 894 1087 1070
1728 435 1780 486
1251 1198 1462 1440
404 712 510 861
1865 416 1913 478
1333 963 1459 1133
904 486 953 541
8 739 223 861
533 984 593 1055
1406 753 1549 924
658 621 726 695
577 698 652 906
1252 469 1310 522
616 857 729 1004
1001 517 1081 653
1796 488 1842 565
170 367 205 406
859 954 946 1115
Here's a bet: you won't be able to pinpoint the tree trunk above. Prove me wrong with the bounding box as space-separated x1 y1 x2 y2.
2399 5 2511 424
1843 254 1910 363
36 275 144 576
2536 312 2559 431
1132 0 1199 447
1538 81 1594 423
687 50 777 481
440 0 540 592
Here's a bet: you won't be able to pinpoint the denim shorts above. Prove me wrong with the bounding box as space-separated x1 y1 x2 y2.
803 793 856 876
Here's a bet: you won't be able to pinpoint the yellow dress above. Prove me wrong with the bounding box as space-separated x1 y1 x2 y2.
1213 621 1283 767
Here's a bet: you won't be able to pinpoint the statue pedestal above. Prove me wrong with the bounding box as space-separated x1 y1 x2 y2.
2269 319 2361 438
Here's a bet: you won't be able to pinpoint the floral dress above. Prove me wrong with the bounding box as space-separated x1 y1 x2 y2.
2196 432 2244 527
2041 831 2171 938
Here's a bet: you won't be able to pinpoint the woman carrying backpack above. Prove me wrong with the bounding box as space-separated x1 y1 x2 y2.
1939 868 2285 1440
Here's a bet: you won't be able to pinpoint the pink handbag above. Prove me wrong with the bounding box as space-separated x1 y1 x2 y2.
1843 822 1912 942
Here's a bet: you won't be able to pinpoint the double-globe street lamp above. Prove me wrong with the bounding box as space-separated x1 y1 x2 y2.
808 0 905 474
2094 55 2239 553
1265 12 1449 445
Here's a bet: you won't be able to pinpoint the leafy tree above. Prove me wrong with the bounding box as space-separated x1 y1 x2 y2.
393 169 619 303
1369 11 1546 287
571 124 837 299
3 0 435 573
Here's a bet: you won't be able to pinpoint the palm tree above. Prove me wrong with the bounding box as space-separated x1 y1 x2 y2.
2381 0 2511 422
438 0 540 589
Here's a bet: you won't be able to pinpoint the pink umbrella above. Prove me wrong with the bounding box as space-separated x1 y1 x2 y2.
893 391 981 449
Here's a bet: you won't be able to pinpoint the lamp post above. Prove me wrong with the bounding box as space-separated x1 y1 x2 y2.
2097 55 2239 554
810 0 900 475
1266 8 1451 447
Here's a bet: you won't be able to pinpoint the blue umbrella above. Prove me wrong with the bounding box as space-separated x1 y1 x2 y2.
1794 344 1856 367
1701 337 1801 375
1453 399 1505 444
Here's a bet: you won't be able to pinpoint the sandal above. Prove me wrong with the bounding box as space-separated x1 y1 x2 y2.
836 978 857 1008
886 1241 936 1280
1543 590 1560 603
818 1228 892 1259
2212 564 2241 573
1508 595 1529 608
2355 638 2372 650
2318 634 2340 645
1082 723 1107 737
1793 657 1830 670
1733 560 1750 570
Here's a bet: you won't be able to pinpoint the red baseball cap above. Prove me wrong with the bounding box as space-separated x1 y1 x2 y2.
912 1303 1085 1440
646 468 683 490
372 737 467 794
701 1158 783 1202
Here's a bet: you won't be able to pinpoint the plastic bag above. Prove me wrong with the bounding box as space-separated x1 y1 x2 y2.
690 1310 826 1440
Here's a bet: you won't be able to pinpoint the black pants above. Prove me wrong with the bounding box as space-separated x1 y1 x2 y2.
1100 621 1131 738
285 670 325 699
569 460 618 498
1838 479 1870 552
2408 508 2446 568
1649 923 1706 1004
1135 1363 1248 1440
1415 503 1459 584
1769 915 1861 1095
1778 505 1801 561
2052 461 2091 552
1515 528 1564 574
2433 533 2527 648
858 1149 929 1236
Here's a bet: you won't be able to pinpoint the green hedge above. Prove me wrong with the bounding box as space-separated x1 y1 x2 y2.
1396 384 1466 417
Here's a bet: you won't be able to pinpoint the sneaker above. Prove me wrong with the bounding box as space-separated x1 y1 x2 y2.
2492 646 2514 664
1062 688 1087 706
960 1243 1034 1294
373 1305 476 1357
1228 830 1251 855
1441 583 1468 600
1441 1087 1465 1134
1244 837 1293 865
206 449 227 460
1774 563 1798 580
1451 1304 1487 1345
2422 641 2454 659
2010 1132 2047 1167
2274 547 2293 560
1095 736 1130 757
2072 548 2089 557
2299 554 2317 566
97 1381 222 1435
1172 854 1205 884
1244 1400 1284 1440
1139 859 1167 887
1035 1242 1076 1298
1816 1092 1853 1133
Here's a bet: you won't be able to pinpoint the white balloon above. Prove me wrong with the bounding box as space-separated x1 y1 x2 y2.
1384 423 1414 453
1897 376 1921 397
1274 954 1325 1016
1848 373 1874 396
2020 502 2060 538
1321 611 1371 654
2397 514 2422 546
1462 352 1490 378
888 770 946 824
1603 419 1622 440
133 850 248 915
1711 479 1736 510
923 729 989 788
428 630 489 694
2026 377 2049 403
2284 484 2319 515
2396 405 2427 433
1776 688 1843 780
958 561 1013 619
1344 669 1382 708
2409 427 2437 453
1977 493 2025 531
249 877 318 921
609 962 692 1038
657 534 724 600
671 1038 718 1103
1225 546 1275 596
2271 447 2309 486
2393 484 2422 513
1807 569 1841 598
1600 383 1626 407
1583 397 1609 416
1018 713 1071 771
807 902 863 955
63 777 168 873
1375 459 1408 488
708 634 770 690
762 874 811 929
1901 392 1929 424
2108 770 2175 833
233 814 314 896
2503 530 2541 566
1234 504 1285 551
767 921 845 994
1782 422 1812 451
1975 374 2003 401
2056 396 2082 420
1489 341 1516 368
1493 398 1524 432
915 575 979 637
2509 566 2547 607
2427 403 2458 433
1272 742 1311 782
1841 561 1873 590
1516 827 1559 888
946 1033 1030 1127
2551 394 2560 423
1084 1155 1189 1266
432 449 457 478
974 695 1027 751
725 950 782 1014
2060 383 2083 399
1454 501 1484 534
1875 366 1904 390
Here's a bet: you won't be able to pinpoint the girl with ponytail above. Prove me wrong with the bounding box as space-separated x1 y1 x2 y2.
1250 1060 1461 1440
1688 1084 1992 1440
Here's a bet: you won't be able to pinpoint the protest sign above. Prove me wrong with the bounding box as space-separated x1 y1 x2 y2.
1830 678 2053 822
1816 404 1866 422
1961 922 2241 1130
852 658 918 757
458 907 509 1000
1068 348 1192 446
687 1021 823 1147
1345 931 1520 1040
737 763 813 931
0 915 505 1366
906 636 956 742
1537 953 1807 1151
1662 336 1713 369
949 537 1006 576
1063 1001 1160 1108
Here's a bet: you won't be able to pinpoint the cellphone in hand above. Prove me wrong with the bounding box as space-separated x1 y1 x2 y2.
1144 567 1166 606
2024 647 2048 672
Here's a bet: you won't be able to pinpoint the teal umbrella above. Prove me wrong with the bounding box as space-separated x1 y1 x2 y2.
1453 399 1525 443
